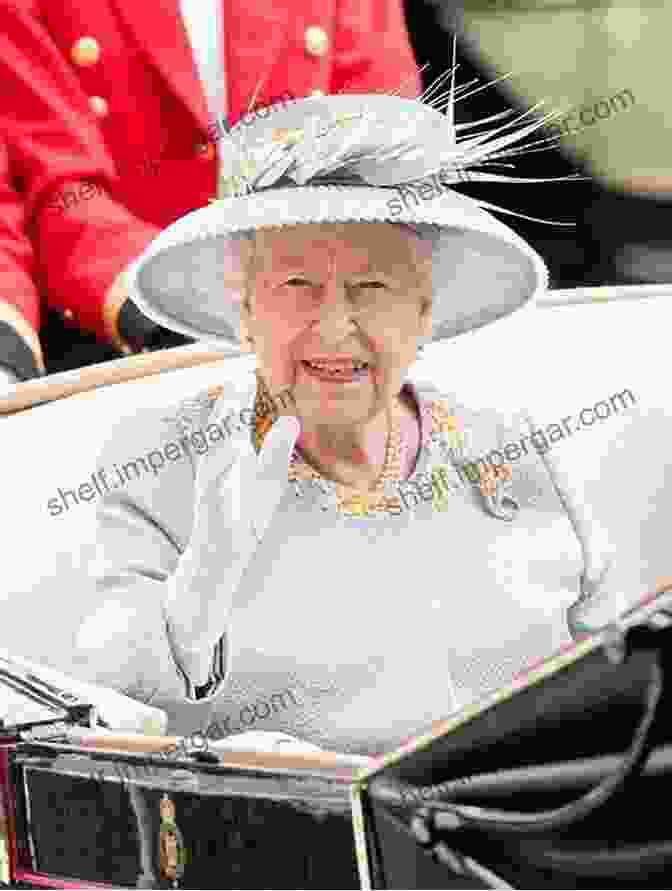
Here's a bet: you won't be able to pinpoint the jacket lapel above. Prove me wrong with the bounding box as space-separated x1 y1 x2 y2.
110 0 210 132
223 3 292 121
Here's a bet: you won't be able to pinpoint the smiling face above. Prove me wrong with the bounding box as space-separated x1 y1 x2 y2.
239 222 434 427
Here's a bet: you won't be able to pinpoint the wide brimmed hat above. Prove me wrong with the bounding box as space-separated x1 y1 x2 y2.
128 79 581 351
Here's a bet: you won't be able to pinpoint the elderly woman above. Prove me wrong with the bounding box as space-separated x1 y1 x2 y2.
70 89 627 756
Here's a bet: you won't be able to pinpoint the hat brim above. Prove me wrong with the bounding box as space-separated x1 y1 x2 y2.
128 185 548 351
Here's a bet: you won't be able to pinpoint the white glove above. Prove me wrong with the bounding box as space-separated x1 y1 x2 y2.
163 411 301 691
208 730 325 754
0 365 19 394
0 647 167 735
206 731 374 766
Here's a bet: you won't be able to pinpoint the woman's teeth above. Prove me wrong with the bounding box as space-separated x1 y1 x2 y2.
303 360 369 375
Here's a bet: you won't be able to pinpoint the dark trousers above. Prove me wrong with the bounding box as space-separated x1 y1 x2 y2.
40 310 193 376
41 309 120 375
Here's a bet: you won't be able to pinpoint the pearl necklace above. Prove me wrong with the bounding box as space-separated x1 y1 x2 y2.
288 401 405 517
252 376 405 516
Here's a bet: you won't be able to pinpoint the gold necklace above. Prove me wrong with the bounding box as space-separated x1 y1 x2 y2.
252 377 404 516
289 402 405 517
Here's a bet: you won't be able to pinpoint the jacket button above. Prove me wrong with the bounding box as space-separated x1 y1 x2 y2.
89 96 108 117
304 26 329 57
71 37 101 67
63 309 74 320
195 142 216 161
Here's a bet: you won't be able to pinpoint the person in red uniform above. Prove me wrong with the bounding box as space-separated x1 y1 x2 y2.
0 0 421 384
0 136 45 389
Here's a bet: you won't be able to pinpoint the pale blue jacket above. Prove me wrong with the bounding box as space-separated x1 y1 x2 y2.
68 368 628 755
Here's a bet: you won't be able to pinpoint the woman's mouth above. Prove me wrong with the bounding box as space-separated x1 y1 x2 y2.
301 359 371 384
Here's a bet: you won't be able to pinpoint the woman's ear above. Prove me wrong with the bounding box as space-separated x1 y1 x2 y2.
237 235 256 350
238 302 253 351
419 297 433 338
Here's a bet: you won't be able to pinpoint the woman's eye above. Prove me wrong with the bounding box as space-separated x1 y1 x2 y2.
283 277 312 287
280 278 387 289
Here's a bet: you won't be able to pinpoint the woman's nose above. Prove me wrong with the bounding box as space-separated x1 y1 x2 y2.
311 282 357 341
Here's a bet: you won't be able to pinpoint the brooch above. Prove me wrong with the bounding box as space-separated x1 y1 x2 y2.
159 794 187 886
430 400 519 520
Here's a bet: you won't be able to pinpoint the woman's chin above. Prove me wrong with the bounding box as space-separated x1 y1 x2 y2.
294 393 378 429
292 362 397 426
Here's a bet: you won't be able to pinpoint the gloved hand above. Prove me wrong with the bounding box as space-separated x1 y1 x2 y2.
0 364 19 393
0 646 167 736
208 730 325 754
207 731 374 766
163 409 301 693
0 319 42 385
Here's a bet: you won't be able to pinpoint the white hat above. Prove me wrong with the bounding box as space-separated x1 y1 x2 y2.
128 74 581 351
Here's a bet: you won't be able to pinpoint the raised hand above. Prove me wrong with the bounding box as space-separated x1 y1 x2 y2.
162 411 301 689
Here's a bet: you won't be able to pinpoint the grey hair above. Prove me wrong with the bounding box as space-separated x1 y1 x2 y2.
392 221 443 248
391 222 442 305
233 221 442 246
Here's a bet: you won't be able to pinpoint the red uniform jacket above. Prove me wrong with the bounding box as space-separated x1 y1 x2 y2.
0 137 44 372
0 0 420 361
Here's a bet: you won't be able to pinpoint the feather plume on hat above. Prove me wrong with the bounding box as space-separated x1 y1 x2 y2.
213 40 585 226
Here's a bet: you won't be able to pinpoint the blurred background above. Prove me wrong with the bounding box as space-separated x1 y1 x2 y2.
405 0 672 289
